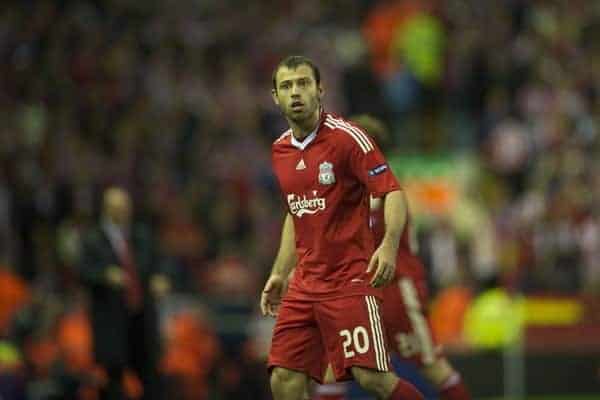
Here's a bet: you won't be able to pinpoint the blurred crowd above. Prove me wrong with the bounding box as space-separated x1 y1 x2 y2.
0 0 599 398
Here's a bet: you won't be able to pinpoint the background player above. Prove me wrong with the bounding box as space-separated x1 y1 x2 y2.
311 115 470 400
261 56 425 400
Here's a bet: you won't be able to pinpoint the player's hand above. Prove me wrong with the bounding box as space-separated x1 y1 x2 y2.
150 274 171 298
106 265 126 287
260 274 285 317
367 244 396 287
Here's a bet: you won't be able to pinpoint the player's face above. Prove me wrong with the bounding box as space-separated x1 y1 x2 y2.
272 65 322 123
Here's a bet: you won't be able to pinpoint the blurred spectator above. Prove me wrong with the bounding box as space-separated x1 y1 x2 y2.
0 0 599 397
161 309 220 400
0 267 30 337
79 187 170 400
0 340 26 400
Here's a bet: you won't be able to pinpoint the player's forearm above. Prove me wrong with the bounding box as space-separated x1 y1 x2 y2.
270 213 297 277
381 189 407 250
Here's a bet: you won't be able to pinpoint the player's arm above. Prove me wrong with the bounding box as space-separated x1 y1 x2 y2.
381 189 408 250
367 189 407 287
344 119 404 287
261 212 296 317
270 212 297 279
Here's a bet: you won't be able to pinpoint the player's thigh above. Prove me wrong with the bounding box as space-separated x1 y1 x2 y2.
323 364 336 384
383 277 439 366
270 366 310 395
315 295 391 381
268 299 324 381
350 366 398 393
420 357 456 387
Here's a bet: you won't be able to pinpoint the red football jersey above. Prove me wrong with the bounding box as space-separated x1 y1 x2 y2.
272 111 400 301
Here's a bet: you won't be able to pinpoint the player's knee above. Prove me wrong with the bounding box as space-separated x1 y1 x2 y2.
351 367 395 397
421 357 455 387
270 367 306 394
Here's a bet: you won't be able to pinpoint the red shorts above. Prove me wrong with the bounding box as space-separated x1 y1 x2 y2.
268 295 391 383
380 276 441 367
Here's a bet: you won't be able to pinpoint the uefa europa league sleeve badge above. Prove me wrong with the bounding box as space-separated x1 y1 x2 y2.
318 161 335 185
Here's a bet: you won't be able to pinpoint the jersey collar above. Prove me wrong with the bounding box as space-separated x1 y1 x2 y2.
290 108 325 151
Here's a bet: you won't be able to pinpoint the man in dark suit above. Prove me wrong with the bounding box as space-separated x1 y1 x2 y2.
80 187 170 400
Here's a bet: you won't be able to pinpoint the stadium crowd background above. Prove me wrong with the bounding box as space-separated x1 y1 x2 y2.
0 0 599 398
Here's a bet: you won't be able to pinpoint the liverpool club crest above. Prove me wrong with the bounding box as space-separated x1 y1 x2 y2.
318 161 335 185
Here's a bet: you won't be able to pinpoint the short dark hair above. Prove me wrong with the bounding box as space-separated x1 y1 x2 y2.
272 55 321 90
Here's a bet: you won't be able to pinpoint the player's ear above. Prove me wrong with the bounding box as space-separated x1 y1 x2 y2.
271 88 280 106
317 83 324 100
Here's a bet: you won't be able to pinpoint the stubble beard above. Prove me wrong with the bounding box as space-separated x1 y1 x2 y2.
286 101 318 124
287 109 309 123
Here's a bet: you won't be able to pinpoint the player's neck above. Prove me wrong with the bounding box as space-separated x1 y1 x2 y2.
289 109 320 141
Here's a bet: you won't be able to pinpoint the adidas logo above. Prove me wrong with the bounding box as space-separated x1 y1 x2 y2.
296 158 306 170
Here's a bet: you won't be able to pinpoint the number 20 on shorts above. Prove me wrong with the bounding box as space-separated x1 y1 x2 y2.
339 326 370 358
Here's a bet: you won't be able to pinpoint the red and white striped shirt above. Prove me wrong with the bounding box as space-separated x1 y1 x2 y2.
272 111 401 301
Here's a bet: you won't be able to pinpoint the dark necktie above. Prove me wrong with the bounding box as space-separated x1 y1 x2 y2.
118 236 143 311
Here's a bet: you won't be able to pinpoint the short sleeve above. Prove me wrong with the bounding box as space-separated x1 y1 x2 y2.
347 132 401 198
